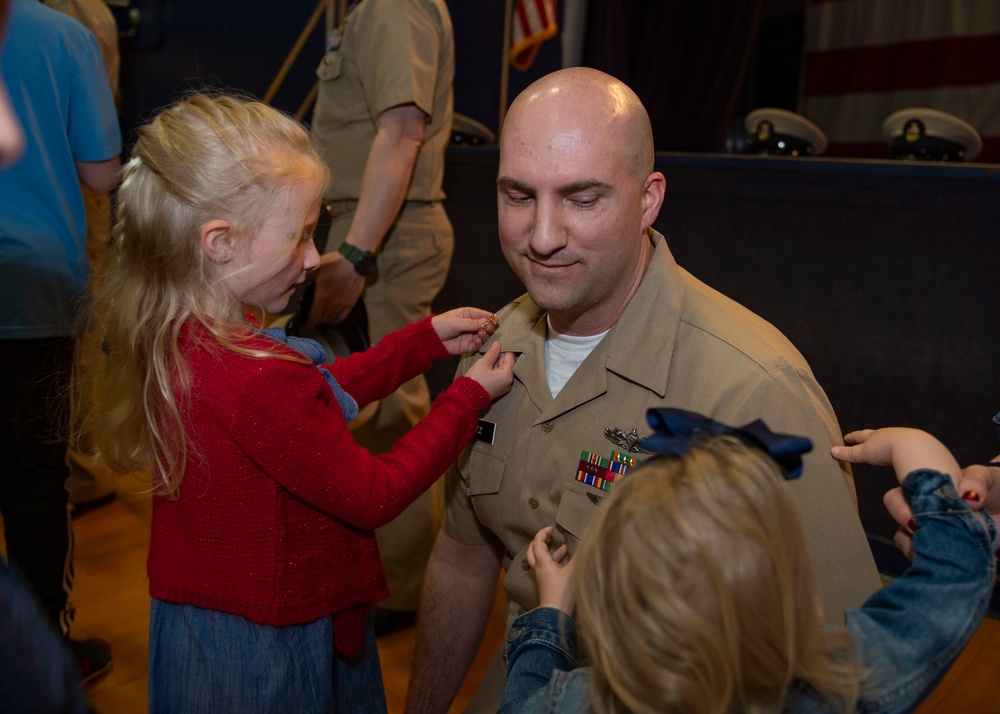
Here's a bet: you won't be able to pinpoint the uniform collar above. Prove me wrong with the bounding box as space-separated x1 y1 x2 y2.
483 228 683 403
603 228 683 398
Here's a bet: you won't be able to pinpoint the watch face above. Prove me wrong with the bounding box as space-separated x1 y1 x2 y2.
339 243 377 275
356 255 377 275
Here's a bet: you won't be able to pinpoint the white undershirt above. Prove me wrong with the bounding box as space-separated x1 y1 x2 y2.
544 316 609 398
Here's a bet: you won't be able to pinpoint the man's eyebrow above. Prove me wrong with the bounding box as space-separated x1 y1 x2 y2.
556 180 611 196
497 176 530 192
496 177 612 195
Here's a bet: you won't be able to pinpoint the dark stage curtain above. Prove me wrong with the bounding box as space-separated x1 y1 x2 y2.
584 0 762 152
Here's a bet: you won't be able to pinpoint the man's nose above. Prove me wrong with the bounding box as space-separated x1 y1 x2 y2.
528 199 565 255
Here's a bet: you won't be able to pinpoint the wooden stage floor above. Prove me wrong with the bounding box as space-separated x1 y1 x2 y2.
4 473 998 713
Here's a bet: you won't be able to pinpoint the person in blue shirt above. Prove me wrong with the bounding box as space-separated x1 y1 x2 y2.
0 1 102 711
500 409 997 714
0 0 120 683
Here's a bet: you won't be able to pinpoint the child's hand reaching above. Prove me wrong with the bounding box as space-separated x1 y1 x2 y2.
526 526 575 614
832 428 966 556
832 428 961 483
432 307 500 356
463 341 514 401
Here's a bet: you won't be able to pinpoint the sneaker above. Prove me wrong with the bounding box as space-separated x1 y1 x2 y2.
70 637 112 685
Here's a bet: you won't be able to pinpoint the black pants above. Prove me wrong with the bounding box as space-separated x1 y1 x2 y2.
0 337 75 635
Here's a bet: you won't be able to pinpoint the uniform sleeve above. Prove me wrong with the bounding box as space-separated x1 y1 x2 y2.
67 24 120 162
355 0 442 117
725 362 883 620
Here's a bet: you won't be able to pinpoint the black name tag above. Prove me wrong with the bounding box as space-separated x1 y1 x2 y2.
473 419 496 445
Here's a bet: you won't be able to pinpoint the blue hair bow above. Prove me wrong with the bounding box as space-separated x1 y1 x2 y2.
642 408 812 480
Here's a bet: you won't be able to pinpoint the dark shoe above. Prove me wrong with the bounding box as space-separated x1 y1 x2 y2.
371 607 416 638
70 637 112 685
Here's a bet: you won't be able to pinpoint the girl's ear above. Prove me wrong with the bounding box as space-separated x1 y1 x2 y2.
200 219 236 263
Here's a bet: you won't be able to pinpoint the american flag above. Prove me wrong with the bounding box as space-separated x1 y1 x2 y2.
798 0 1000 162
510 0 558 71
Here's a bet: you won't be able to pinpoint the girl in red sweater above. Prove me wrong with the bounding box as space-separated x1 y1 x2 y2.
74 93 514 713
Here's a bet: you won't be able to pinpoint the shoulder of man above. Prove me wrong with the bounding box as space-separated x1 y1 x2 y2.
452 293 540 378
495 293 541 331
676 266 813 375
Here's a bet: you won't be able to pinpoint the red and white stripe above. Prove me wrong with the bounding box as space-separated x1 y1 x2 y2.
510 0 558 71
798 0 1000 161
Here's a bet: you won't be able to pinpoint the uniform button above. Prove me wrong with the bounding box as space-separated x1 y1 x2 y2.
528 497 539 509
324 55 335 64
520 559 530 571
541 422 553 433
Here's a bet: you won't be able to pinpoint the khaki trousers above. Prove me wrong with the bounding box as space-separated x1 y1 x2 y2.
326 201 454 610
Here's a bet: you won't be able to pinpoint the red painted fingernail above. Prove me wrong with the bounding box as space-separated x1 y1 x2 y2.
907 519 919 532
962 491 980 503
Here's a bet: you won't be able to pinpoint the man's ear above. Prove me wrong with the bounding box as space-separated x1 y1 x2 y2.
640 171 666 230
200 219 236 263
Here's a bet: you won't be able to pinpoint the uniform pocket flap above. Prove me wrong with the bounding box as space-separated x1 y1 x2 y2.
555 487 601 540
316 52 343 81
465 447 506 497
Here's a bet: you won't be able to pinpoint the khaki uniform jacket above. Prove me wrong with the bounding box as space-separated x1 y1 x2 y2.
312 0 453 203
444 230 881 708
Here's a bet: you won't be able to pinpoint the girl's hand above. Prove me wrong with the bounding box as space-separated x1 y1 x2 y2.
832 427 960 486
832 428 964 558
526 526 575 614
463 341 514 401
431 307 499 356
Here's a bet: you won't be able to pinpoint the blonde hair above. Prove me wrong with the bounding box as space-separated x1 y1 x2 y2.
573 436 861 714
73 93 329 498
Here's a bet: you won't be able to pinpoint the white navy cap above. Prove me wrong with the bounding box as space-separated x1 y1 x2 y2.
881 108 982 162
745 108 828 157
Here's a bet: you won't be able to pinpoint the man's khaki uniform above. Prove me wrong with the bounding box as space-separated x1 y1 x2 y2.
444 231 881 711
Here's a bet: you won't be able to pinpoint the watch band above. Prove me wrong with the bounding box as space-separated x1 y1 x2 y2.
337 242 377 276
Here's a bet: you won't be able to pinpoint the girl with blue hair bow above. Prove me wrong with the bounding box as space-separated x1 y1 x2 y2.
500 410 997 714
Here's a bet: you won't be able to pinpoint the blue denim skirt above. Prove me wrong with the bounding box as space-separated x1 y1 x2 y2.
148 599 387 714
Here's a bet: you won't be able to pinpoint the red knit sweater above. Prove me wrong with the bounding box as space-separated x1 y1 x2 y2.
147 317 489 656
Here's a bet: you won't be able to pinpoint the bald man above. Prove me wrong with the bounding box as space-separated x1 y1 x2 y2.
406 68 880 713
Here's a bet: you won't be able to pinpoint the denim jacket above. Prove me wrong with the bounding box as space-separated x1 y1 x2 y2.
500 469 997 714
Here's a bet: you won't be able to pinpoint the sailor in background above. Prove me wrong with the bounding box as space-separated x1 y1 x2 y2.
309 0 456 637
744 108 828 157
882 108 982 162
